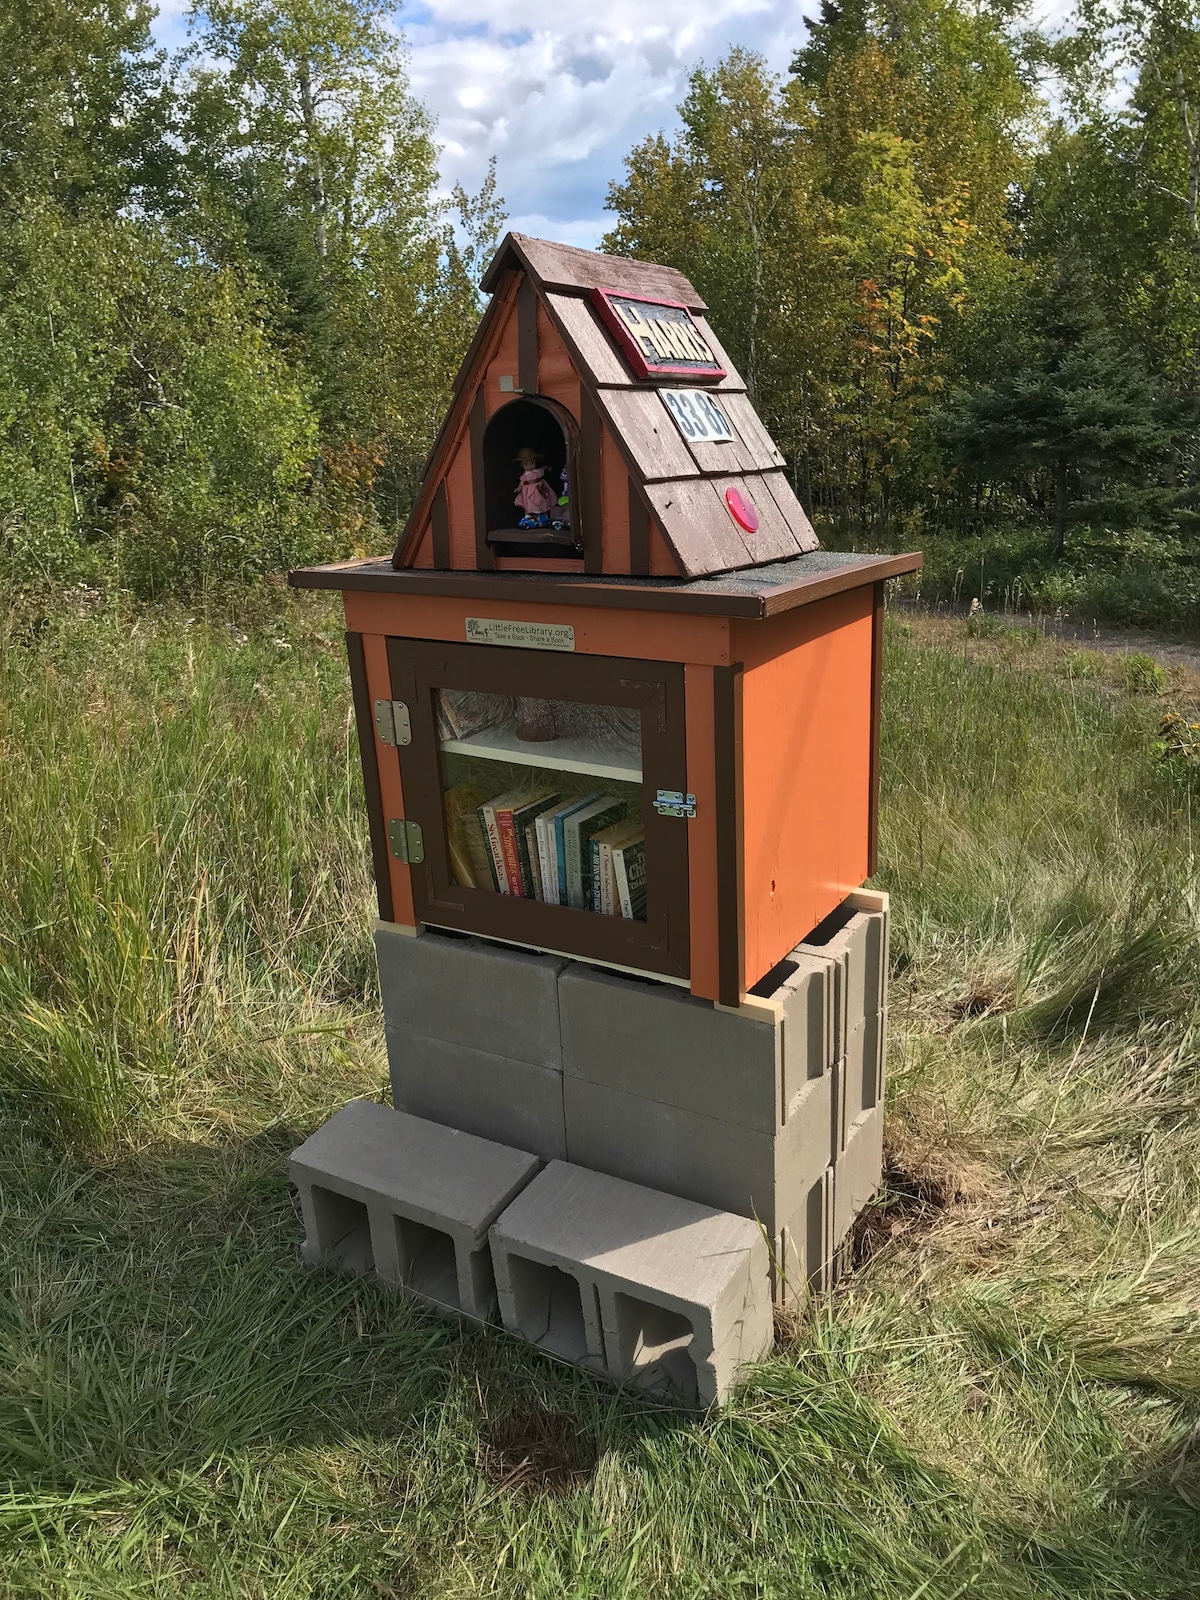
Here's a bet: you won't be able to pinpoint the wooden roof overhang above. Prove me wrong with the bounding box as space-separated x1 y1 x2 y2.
291 549 923 620
390 233 823 581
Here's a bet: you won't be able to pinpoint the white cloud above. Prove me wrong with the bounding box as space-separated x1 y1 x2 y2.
400 0 804 247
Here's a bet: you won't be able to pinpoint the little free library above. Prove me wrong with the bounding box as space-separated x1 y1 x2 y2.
287 233 922 1408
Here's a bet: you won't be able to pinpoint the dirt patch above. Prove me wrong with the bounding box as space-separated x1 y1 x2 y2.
845 1150 970 1273
478 1406 598 1495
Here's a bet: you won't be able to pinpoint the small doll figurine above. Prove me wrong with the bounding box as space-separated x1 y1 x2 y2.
513 446 559 528
550 465 571 532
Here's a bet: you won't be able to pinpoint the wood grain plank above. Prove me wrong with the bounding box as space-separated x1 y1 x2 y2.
629 475 650 575
469 387 492 570
709 390 786 471
518 274 539 392
594 387 699 482
643 476 754 578
579 388 603 574
757 469 820 553
430 480 450 569
543 291 631 386
486 232 707 309
345 631 395 923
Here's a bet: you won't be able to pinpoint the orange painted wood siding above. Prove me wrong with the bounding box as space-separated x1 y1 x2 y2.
361 632 416 927
734 587 874 989
342 591 731 667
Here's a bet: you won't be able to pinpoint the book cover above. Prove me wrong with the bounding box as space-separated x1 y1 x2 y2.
534 807 558 904
510 790 559 897
478 789 521 895
525 817 544 901
592 818 639 913
565 797 626 910
444 782 487 889
613 829 647 920
553 793 603 907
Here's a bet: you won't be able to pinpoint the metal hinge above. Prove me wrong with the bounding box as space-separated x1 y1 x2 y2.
374 699 411 746
654 789 696 819
387 818 424 864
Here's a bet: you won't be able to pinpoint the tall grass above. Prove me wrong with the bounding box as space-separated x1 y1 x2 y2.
2 596 1199 1597
0 591 382 1145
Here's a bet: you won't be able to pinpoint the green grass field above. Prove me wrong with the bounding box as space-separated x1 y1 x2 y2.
2 590 1199 1598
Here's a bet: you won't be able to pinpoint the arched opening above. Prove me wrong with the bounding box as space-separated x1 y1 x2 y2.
482 396 581 559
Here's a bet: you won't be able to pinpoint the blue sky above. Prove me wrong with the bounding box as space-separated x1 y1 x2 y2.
151 0 808 249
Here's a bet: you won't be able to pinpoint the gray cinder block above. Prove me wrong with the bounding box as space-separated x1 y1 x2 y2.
289 1099 540 1321
490 1160 773 1407
833 1105 884 1247
376 925 564 1068
777 1166 835 1301
559 962 779 1132
778 952 837 1112
842 1010 885 1137
793 915 889 1062
563 1068 830 1235
387 1032 567 1163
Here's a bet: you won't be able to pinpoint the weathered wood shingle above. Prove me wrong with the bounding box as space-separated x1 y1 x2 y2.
394 232 819 579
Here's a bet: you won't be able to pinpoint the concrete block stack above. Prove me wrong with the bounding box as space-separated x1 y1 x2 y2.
290 892 889 1406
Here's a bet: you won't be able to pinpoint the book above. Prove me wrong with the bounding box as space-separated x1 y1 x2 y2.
549 793 603 907
478 789 523 895
613 828 647 920
591 818 640 914
564 796 627 910
444 783 488 889
525 817 544 901
509 790 560 897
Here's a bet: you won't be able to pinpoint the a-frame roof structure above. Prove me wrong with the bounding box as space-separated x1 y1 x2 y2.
393 233 820 580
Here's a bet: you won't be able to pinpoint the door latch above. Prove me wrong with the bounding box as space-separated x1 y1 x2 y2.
374 699 411 746
654 789 696 819
387 818 424 863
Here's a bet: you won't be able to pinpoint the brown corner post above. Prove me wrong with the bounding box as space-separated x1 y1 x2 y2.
469 388 493 569
345 630 395 923
714 663 744 1008
579 389 603 574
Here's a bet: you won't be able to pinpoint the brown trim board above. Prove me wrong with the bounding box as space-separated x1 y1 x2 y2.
430 481 450 569
518 273 539 392
292 551 923 618
345 630 395 923
714 662 744 1006
469 387 492 570
579 388 603 574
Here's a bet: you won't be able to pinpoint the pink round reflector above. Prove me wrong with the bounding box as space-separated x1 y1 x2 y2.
725 486 759 533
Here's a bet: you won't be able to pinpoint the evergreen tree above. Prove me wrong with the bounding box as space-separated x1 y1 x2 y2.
941 261 1198 556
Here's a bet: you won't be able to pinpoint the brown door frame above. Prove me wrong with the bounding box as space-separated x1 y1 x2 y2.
385 637 690 980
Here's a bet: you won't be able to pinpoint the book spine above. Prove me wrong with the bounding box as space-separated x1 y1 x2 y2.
497 810 523 896
614 845 632 919
481 803 509 895
600 843 614 915
535 814 553 904
519 817 542 900
589 837 602 912
555 815 570 906
565 818 586 909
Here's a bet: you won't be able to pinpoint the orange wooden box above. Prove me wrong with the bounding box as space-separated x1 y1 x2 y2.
292 233 920 1005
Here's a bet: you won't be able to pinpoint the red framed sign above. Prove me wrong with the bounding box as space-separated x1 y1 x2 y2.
590 288 727 383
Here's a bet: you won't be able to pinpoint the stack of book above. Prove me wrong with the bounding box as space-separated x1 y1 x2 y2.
445 784 646 920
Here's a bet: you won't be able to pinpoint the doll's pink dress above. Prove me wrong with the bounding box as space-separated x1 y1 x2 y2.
514 468 559 516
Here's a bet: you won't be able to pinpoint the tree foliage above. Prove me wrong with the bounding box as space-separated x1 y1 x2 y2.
0 0 503 596
606 0 1200 560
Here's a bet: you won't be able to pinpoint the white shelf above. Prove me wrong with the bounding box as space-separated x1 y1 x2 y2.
440 726 642 784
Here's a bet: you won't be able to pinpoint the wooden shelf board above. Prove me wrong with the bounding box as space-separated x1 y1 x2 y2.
440 727 641 783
